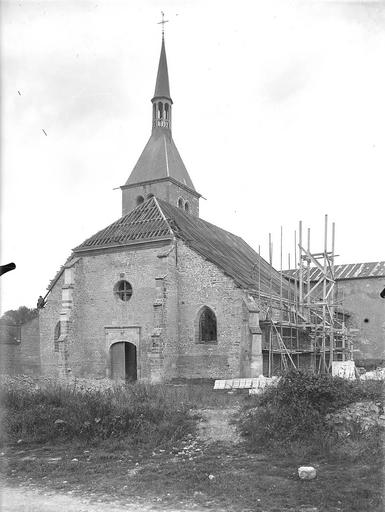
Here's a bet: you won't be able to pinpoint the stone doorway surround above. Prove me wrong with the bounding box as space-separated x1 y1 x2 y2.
104 326 141 379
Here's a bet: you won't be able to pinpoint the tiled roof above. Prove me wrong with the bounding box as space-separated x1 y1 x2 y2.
157 199 287 294
285 261 385 281
73 199 173 251
74 197 289 294
124 129 196 191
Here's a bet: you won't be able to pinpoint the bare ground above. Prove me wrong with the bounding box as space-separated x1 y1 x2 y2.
1 485 152 512
3 406 383 512
197 408 240 444
2 408 238 512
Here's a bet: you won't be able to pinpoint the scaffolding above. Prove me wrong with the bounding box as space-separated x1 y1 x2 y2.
252 215 355 376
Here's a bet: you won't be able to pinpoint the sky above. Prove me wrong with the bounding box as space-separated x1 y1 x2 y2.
1 0 385 313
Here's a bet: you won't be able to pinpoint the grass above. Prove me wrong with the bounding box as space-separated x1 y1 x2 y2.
1 375 241 447
1 376 192 447
236 370 385 459
4 440 384 511
2 373 384 511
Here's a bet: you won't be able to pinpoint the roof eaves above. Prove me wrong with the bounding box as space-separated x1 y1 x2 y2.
120 177 202 198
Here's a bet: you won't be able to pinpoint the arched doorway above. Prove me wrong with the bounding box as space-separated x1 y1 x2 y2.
110 342 137 381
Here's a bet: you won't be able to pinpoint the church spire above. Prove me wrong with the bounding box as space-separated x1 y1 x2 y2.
152 13 172 130
153 37 171 101
121 17 201 218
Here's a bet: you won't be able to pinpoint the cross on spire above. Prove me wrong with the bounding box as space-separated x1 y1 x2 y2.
157 11 169 39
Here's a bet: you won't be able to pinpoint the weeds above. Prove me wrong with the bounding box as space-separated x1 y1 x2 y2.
236 370 384 459
1 376 197 447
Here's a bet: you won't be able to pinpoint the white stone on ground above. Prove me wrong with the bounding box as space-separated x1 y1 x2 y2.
298 466 317 480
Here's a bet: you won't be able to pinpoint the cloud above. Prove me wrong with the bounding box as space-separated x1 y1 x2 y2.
261 58 313 104
317 0 385 31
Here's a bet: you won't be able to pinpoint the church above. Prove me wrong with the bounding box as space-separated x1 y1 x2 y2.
39 32 290 382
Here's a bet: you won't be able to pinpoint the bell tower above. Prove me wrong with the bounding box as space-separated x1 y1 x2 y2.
121 16 201 217
152 28 173 131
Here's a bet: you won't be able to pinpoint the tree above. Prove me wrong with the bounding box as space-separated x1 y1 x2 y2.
0 306 38 325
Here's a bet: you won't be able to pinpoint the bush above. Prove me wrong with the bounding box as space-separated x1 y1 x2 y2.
236 370 384 457
1 376 197 447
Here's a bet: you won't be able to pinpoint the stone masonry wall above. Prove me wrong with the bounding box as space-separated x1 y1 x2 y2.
335 277 385 360
20 317 41 375
39 273 64 376
0 343 21 375
172 240 249 380
122 182 199 217
68 243 173 379
39 239 257 382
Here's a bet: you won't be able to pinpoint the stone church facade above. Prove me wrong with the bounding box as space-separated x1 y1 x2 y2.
39 35 288 382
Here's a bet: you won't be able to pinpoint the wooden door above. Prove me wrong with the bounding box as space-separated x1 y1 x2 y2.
110 342 126 380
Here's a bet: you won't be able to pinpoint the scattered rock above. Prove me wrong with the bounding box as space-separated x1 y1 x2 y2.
298 466 317 480
16 439 23 444
71 458 79 462
208 474 215 480
46 457 62 463
54 419 66 426
326 401 384 436
360 367 385 381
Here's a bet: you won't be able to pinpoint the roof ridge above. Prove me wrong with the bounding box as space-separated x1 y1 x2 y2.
73 197 173 252
154 196 174 237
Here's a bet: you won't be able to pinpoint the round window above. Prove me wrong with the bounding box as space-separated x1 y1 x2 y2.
114 280 133 301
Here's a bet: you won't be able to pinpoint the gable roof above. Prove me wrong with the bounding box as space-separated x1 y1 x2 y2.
74 198 173 251
284 261 385 282
74 197 288 295
124 129 196 191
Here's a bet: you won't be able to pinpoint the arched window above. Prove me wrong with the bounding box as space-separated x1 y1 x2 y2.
114 280 133 302
136 195 144 205
198 307 217 343
184 202 189 213
165 103 169 120
54 321 61 352
178 197 184 208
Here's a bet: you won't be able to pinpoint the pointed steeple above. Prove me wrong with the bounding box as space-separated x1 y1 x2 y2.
151 34 173 131
153 37 172 101
121 23 201 218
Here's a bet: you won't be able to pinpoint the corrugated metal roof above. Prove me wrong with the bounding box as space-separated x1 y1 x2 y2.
74 197 289 295
285 261 385 281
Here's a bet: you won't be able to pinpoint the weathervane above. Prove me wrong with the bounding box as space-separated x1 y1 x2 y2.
157 11 169 39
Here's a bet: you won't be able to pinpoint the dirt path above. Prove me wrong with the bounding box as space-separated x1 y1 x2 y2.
1 484 208 512
197 408 241 443
1 485 157 512
2 408 240 512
